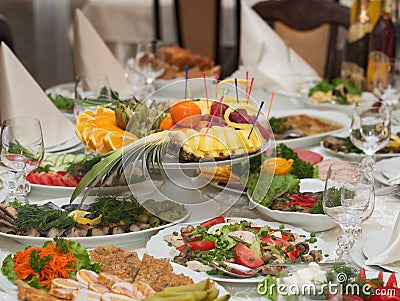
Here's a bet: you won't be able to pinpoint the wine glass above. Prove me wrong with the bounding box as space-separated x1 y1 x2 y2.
349 101 391 168
74 75 112 119
135 40 165 94
0 117 44 202
323 161 375 264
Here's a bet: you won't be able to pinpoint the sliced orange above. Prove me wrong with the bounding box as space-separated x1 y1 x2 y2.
87 128 109 151
103 132 137 152
96 106 115 119
80 124 95 143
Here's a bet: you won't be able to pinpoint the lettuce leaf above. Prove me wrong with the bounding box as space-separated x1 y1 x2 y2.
248 173 299 207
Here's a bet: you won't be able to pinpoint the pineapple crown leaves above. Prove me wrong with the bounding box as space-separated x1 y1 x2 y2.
69 131 170 204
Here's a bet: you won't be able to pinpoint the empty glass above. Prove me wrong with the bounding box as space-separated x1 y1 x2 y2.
349 101 391 168
323 161 375 264
135 40 165 94
73 75 112 119
0 117 44 202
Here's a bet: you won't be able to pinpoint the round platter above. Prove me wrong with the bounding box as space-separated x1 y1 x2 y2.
146 217 331 283
0 197 190 248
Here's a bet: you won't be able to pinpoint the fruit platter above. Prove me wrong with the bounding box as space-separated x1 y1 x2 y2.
146 216 331 283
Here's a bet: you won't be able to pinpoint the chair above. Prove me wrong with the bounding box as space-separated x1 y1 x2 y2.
252 0 350 79
0 15 14 51
173 0 221 65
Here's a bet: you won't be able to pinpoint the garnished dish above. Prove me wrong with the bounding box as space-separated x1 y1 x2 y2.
269 114 343 140
1 241 229 300
0 196 188 247
308 78 364 105
267 109 349 148
146 217 330 283
242 144 335 232
258 264 399 301
321 132 400 158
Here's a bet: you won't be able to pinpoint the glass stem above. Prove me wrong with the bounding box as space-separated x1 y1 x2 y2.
336 226 355 263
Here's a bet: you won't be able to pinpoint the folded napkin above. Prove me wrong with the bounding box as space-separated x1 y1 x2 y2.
73 9 132 97
240 1 320 93
365 212 400 265
0 43 76 149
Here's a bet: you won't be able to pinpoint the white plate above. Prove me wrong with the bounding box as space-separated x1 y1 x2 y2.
30 184 131 198
0 197 190 248
247 179 337 232
374 157 400 185
271 109 350 149
0 250 228 299
300 92 376 117
45 135 83 154
362 228 400 273
146 217 331 283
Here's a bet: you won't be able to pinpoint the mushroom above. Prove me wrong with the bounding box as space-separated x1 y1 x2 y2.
295 242 310 255
262 252 273 263
309 250 323 262
301 254 314 263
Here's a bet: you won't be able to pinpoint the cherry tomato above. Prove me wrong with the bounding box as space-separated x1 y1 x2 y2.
176 241 215 252
170 100 202 128
234 243 264 269
200 216 225 227
159 116 174 131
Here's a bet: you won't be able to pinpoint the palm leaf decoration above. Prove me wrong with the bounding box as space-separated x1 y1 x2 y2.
70 131 170 203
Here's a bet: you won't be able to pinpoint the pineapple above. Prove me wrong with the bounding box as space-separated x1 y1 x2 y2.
114 101 136 130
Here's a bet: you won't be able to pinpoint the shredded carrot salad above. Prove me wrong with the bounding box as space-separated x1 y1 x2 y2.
12 243 77 287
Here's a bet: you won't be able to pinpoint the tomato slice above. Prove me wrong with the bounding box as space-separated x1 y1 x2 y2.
176 241 215 252
387 272 398 288
356 268 366 281
200 216 225 227
286 249 300 262
234 243 264 269
63 175 79 187
261 235 291 248
53 174 67 187
39 173 54 186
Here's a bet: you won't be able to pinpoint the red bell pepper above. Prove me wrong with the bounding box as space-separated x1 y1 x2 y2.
387 272 398 288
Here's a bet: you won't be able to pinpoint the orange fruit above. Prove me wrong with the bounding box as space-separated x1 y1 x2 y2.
96 106 115 119
87 128 109 151
103 132 136 152
159 116 174 131
170 100 202 128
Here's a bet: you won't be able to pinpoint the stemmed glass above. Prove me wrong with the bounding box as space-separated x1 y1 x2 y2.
323 161 375 264
135 40 165 94
73 75 112 119
0 117 44 202
349 101 391 168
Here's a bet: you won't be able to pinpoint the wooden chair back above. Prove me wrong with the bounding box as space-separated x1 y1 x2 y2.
252 0 350 79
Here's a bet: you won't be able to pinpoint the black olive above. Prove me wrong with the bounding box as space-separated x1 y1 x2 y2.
84 212 98 220
332 89 341 97
343 86 348 94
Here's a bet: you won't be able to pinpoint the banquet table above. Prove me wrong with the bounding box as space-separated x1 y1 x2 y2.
0 90 398 300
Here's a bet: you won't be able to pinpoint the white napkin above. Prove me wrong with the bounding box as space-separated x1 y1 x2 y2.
73 9 132 97
0 43 76 149
365 212 400 265
240 1 320 93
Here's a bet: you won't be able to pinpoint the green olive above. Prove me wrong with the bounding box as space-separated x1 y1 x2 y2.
149 216 160 227
137 214 149 223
